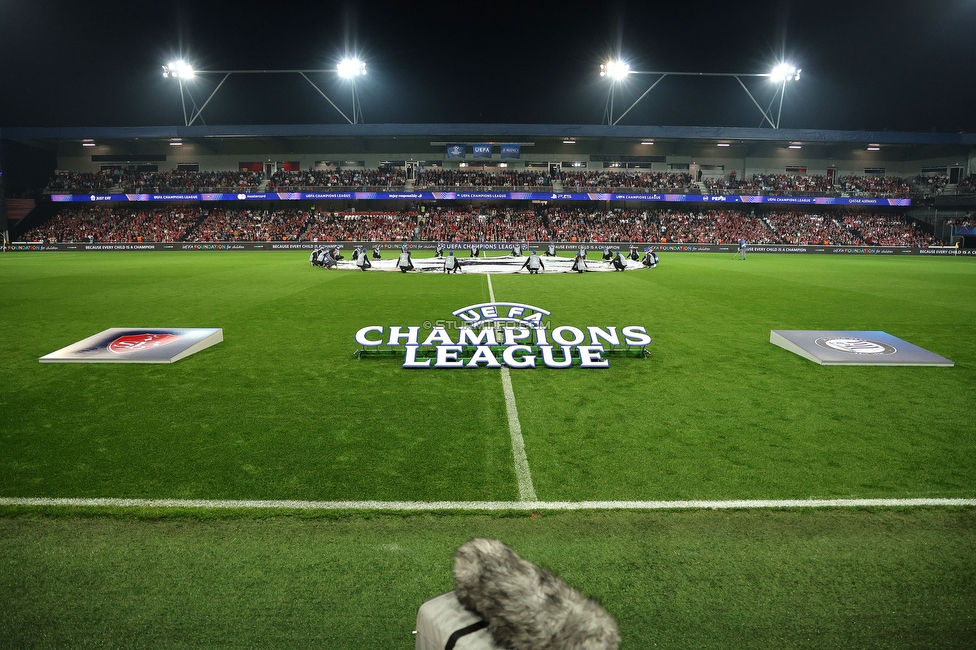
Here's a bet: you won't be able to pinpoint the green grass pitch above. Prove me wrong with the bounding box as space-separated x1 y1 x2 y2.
1 250 975 647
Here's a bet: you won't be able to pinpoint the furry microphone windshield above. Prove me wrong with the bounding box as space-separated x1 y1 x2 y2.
453 538 621 650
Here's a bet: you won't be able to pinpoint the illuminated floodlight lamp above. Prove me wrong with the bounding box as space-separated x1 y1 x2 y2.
640 140 655 145
867 144 880 151
563 138 576 144
82 139 96 147
770 63 801 82
169 138 183 146
162 60 194 79
600 60 630 80
337 58 367 77
717 142 731 147
789 142 802 149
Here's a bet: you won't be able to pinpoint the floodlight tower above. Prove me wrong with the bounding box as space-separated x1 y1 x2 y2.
160 56 364 126
598 60 801 128
337 58 367 124
161 61 195 126
768 63 801 129
600 60 630 125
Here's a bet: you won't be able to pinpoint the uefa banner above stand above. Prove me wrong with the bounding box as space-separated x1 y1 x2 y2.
49 192 912 207
7 242 970 256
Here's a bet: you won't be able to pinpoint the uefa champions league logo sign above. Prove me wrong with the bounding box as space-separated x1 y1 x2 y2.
354 302 651 369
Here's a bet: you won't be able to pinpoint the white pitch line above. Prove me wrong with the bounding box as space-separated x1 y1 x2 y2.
487 273 538 501
1 497 973 511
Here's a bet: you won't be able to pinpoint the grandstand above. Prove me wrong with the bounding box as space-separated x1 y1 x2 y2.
2 124 974 251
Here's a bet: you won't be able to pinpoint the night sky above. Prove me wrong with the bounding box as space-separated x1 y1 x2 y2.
1 0 975 132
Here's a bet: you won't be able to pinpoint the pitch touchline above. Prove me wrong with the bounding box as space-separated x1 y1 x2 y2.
1 498 973 510
487 273 538 501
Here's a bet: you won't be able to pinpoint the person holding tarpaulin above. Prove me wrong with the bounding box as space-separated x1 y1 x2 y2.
611 248 627 271
320 247 338 269
642 247 659 268
396 245 414 273
571 247 589 273
443 250 462 274
355 247 372 271
520 249 545 274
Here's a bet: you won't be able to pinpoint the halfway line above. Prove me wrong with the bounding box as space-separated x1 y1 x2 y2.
487 273 537 501
1 497 973 511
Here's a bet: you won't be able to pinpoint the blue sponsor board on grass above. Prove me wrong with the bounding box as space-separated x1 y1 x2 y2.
770 330 953 366
48 192 913 206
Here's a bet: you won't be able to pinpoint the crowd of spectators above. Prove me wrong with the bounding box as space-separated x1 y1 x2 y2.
44 168 944 198
121 171 263 192
836 175 913 198
413 208 549 242
266 169 406 189
302 212 420 242
46 170 118 192
44 170 264 193
654 209 775 244
25 206 202 243
23 205 941 248
560 171 693 191
191 208 312 241
413 169 550 188
955 175 976 194
544 208 660 242
840 212 938 247
913 174 949 195
764 211 860 245
747 174 835 195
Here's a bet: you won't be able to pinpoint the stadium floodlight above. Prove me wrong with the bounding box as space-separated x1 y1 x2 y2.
598 59 802 128
336 58 366 78
336 58 367 124
600 60 632 125
159 58 361 126
770 63 801 83
162 60 194 79
600 60 630 80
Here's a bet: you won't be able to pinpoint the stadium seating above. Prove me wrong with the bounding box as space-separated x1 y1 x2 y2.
44 169 924 198
22 205 938 247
